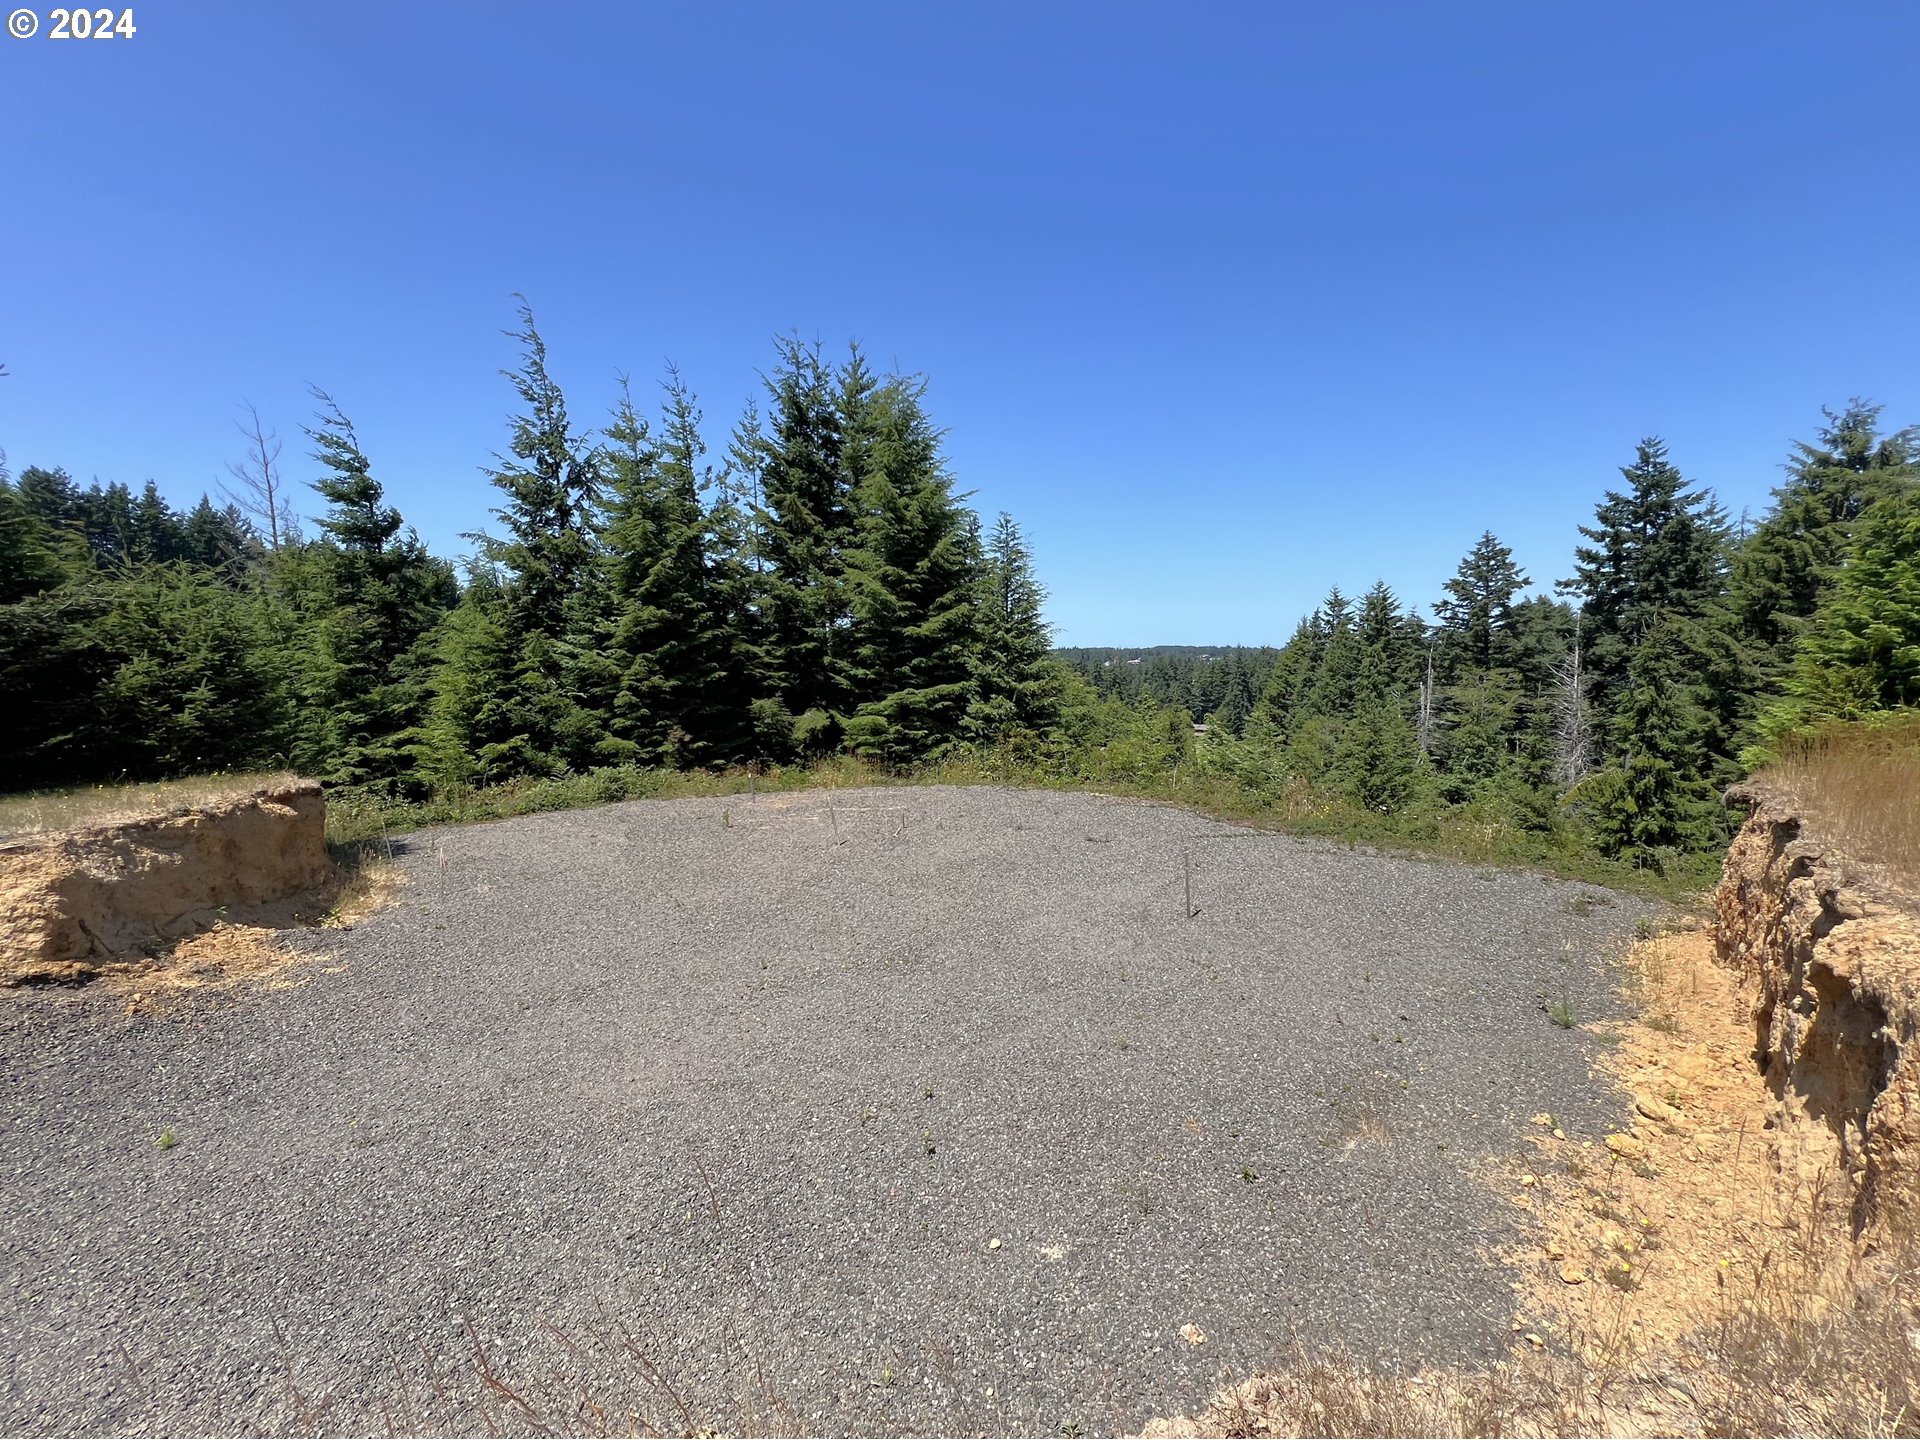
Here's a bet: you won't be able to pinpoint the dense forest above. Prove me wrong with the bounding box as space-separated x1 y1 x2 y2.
0 308 1062 796
1060 407 1920 869
3 307 1916 877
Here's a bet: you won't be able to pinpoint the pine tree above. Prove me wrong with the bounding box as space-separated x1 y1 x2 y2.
1211 654 1254 737
841 372 980 763
966 512 1062 748
1777 484 1920 721
599 369 737 766
1334 648 1425 814
421 566 528 786
1564 438 1729 734
0 475 67 604
298 392 452 788
1730 401 1918 672
459 299 603 775
749 337 853 723
1247 611 1324 742
1584 619 1714 865
1433 531 1529 677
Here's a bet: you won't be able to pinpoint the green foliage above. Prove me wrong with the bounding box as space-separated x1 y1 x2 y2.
4 308 1906 913
293 391 453 790
746 337 855 719
1773 484 1920 724
597 371 739 766
842 369 980 764
461 298 603 773
966 513 1062 749
1578 620 1719 867
1729 401 1919 672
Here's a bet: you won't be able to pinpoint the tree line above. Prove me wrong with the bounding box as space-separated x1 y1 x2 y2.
4 325 1915 877
0 305 1062 795
1060 405 1919 869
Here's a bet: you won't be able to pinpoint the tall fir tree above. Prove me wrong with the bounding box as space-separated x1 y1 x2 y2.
1433 531 1529 678
1584 618 1715 866
1729 400 1919 673
598 370 738 766
1564 437 1730 737
1775 483 1920 722
455 299 604 775
966 512 1062 747
748 337 853 725
842 372 981 762
297 392 453 788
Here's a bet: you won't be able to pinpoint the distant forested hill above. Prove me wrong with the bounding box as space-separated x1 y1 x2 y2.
1053 646 1281 733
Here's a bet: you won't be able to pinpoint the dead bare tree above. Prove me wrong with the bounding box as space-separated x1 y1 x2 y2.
222 402 297 552
1415 639 1439 756
1550 616 1595 788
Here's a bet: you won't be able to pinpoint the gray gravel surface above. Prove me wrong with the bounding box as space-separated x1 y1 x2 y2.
1 785 1654 1437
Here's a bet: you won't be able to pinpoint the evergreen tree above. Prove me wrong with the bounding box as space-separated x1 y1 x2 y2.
1583 618 1715 865
1334 648 1425 813
842 372 980 762
297 392 452 788
1564 438 1729 732
1434 531 1529 678
599 370 737 766
966 512 1062 747
421 566 528 786
1730 400 1918 670
1211 654 1254 737
749 337 853 722
0 475 67 604
459 299 603 775
1777 484 1920 721
130 482 179 564
80 565 288 781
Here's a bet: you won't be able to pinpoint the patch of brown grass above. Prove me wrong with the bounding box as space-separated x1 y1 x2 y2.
15 855 405 1010
0 770 301 842
1147 926 1920 1438
322 853 409 928
1758 714 1920 899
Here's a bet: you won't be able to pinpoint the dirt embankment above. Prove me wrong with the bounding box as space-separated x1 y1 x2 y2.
0 781 337 986
1716 780 1920 1238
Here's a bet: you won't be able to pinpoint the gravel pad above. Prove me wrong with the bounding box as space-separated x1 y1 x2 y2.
1 785 1653 1436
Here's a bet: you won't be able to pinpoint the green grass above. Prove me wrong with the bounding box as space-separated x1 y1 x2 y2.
5 746 1712 902
313 748 1720 901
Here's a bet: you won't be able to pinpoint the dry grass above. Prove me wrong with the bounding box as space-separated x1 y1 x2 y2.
1148 925 1920 1439
0 769 300 841
1758 714 1920 898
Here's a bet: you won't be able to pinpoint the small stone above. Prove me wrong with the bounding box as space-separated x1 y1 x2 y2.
1179 1323 1208 1346
987 1238 1001 1251
1605 1132 1646 1160
1558 1263 1589 1285
1525 1333 1545 1348
1519 1174 1538 1187
1531 1113 1553 1127
1552 1128 1567 1140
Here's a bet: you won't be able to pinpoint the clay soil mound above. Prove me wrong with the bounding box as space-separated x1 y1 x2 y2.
0 780 336 985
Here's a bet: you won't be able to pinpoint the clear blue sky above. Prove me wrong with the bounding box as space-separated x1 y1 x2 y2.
4 2 1916 646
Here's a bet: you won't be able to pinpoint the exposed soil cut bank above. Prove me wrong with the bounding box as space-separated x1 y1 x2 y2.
1716 781 1920 1238
0 780 335 985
